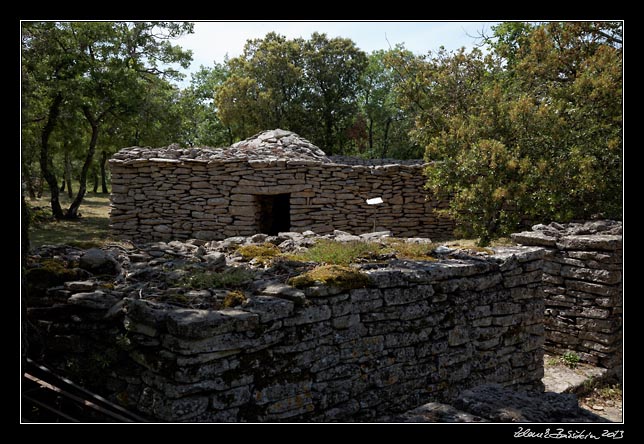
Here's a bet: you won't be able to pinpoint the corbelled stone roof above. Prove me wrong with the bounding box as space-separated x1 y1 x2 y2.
111 129 330 163
230 129 329 162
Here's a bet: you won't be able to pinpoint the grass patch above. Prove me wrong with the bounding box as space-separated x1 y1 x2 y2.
382 239 437 261
289 239 441 265
290 240 382 266
288 265 370 290
289 239 445 265
236 243 281 265
26 191 113 249
181 267 254 290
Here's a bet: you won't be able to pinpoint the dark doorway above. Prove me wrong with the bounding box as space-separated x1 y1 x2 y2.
257 194 291 235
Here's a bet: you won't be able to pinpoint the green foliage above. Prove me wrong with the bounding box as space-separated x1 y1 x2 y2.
391 22 622 245
352 49 418 159
302 33 369 153
486 22 535 68
182 267 254 289
288 265 370 290
560 351 581 369
236 243 281 265
178 64 232 147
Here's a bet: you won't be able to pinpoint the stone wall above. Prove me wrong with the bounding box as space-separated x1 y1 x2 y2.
327 156 425 166
26 243 545 422
511 221 622 369
109 131 454 243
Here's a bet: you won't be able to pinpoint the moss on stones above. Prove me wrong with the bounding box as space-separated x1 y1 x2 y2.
288 265 370 291
236 243 281 265
223 290 247 308
25 259 84 296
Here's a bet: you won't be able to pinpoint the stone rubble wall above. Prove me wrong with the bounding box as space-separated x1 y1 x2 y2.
511 221 622 369
109 158 454 242
327 156 425 166
28 246 545 422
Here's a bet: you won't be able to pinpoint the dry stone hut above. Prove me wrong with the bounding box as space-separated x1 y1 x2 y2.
109 129 454 242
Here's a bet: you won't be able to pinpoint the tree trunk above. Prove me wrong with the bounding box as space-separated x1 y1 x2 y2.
100 150 109 193
36 174 43 198
21 191 30 371
93 169 99 194
66 107 99 219
64 145 73 198
324 111 334 155
39 93 64 219
22 167 37 200
60 180 65 192
381 117 392 159
368 118 374 152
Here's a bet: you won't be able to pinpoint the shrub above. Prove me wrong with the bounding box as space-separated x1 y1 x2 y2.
560 351 581 369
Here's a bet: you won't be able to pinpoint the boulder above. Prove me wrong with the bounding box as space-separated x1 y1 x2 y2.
79 248 118 275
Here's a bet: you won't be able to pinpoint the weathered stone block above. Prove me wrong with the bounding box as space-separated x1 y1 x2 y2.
245 296 295 323
560 266 621 284
556 235 622 251
448 327 470 346
283 305 332 326
165 309 259 338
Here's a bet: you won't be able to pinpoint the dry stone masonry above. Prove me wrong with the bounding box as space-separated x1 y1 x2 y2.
26 233 545 422
109 129 454 243
512 221 622 370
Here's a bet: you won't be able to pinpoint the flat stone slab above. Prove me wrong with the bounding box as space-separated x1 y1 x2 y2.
542 355 609 394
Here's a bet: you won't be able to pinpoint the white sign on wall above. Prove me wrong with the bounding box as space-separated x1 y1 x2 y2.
366 197 384 205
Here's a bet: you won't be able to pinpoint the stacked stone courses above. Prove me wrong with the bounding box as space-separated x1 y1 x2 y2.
512 221 622 369
27 241 545 422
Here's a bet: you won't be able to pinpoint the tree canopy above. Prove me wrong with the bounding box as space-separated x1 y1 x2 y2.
390 21 622 244
22 21 622 244
22 21 193 218
215 32 369 154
